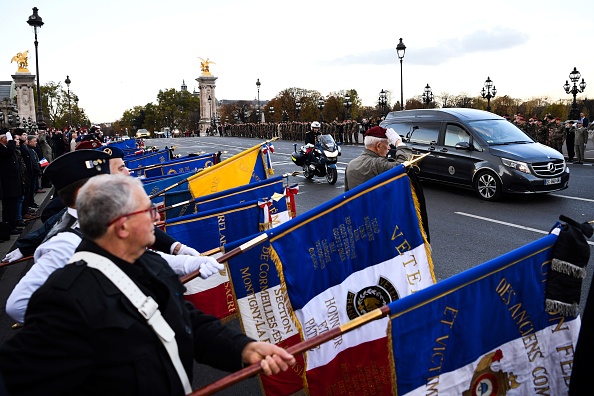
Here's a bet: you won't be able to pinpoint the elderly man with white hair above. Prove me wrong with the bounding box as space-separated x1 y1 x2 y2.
0 174 295 395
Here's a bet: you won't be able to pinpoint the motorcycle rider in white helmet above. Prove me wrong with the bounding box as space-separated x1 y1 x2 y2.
304 121 322 170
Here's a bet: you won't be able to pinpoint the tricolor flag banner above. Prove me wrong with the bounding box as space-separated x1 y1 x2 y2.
225 235 306 396
167 197 290 319
124 149 171 170
388 231 580 395
187 143 271 199
38 158 49 167
226 164 434 395
163 175 288 221
143 153 217 178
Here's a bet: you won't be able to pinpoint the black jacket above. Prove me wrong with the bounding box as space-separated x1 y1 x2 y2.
0 140 23 199
0 239 253 396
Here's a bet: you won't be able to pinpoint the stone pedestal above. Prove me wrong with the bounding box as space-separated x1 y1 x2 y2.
196 75 218 134
12 72 37 126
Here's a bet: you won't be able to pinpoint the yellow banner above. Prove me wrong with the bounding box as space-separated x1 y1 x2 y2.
188 144 262 198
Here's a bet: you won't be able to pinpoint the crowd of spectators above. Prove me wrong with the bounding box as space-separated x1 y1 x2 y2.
0 125 104 236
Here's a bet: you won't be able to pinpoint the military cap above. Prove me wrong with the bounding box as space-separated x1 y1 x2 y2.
364 126 388 138
98 145 125 158
44 149 110 191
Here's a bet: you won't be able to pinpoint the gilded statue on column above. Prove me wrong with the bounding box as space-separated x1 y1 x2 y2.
11 51 30 73
198 57 215 76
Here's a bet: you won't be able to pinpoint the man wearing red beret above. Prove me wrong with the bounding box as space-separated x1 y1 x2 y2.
344 125 410 191
345 125 430 241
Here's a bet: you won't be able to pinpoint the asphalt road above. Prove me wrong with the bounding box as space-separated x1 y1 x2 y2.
1 135 592 395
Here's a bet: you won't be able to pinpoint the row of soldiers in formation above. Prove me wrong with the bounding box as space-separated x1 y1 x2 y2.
213 118 383 144
512 114 592 154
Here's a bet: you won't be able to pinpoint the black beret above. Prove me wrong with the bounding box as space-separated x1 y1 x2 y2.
44 149 111 191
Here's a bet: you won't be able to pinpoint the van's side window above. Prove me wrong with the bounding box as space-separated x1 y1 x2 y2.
409 122 440 144
385 123 411 141
444 124 470 147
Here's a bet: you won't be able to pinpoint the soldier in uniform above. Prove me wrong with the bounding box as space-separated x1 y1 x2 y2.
549 117 565 153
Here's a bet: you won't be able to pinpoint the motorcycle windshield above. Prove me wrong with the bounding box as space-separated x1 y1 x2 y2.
318 134 336 150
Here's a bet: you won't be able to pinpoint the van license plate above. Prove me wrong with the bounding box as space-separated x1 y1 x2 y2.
545 177 561 185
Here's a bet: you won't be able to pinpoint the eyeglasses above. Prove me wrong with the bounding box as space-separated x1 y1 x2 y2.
107 204 159 226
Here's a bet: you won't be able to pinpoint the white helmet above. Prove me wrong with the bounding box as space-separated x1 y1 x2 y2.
311 121 321 129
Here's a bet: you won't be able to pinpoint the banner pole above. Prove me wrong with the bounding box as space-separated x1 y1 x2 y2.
189 305 391 395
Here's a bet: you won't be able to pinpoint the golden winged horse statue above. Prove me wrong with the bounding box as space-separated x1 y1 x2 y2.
11 51 29 73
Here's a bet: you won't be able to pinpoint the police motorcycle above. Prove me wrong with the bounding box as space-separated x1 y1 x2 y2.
291 121 341 185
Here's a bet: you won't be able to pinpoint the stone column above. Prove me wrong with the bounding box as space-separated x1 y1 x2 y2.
196 75 217 135
12 72 37 127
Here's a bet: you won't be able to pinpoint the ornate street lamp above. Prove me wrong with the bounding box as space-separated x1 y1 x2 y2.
207 95 213 130
256 78 261 123
378 89 388 116
480 77 497 112
73 95 79 127
65 75 72 127
422 84 434 108
269 106 274 122
27 7 46 129
396 38 406 110
317 97 325 122
564 67 586 120
295 100 301 121
343 93 352 120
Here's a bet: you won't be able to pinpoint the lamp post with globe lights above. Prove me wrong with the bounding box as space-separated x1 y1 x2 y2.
295 100 301 121
65 75 72 127
317 97 325 122
422 84 434 108
256 78 261 123
480 77 497 112
396 38 406 110
563 67 586 120
27 7 46 129
378 89 388 117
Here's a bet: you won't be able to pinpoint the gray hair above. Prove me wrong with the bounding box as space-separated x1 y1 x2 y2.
364 135 387 148
76 174 143 239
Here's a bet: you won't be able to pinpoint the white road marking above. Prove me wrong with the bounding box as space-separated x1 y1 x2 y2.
550 194 594 203
455 212 594 246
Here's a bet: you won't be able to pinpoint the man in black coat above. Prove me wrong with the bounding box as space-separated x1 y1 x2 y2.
0 129 23 233
0 174 295 395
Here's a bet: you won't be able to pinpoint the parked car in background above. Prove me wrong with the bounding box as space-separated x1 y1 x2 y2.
381 108 570 201
135 129 150 138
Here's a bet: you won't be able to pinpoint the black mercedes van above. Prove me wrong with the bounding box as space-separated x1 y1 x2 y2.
380 108 569 201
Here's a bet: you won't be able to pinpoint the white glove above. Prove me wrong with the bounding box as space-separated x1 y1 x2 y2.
158 251 224 278
4 248 23 263
195 256 225 279
171 242 201 257
385 128 404 147
5 131 12 141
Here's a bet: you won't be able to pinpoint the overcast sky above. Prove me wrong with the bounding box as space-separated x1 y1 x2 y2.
2 0 593 123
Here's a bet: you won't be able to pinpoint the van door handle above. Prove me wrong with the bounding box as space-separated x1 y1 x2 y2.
428 147 436 151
